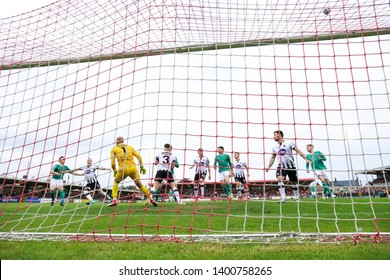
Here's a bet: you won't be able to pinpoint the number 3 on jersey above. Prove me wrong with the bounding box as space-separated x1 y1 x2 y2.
162 155 169 163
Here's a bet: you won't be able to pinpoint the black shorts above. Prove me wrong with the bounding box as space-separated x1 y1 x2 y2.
234 176 247 184
154 170 175 183
276 168 298 182
85 181 101 191
194 172 207 182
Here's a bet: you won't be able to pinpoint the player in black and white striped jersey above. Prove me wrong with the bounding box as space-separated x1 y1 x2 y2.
189 148 211 201
233 152 250 200
152 144 185 204
73 158 112 205
266 131 311 202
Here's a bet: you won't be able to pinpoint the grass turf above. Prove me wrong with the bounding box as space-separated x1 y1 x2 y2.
0 198 389 259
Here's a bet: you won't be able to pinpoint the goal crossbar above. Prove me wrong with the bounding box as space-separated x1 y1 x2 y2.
1 29 389 70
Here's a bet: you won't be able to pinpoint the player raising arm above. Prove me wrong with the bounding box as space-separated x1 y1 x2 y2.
70 158 112 205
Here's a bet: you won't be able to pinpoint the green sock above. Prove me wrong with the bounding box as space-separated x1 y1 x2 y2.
224 185 231 196
325 187 333 196
155 190 160 202
321 182 331 196
311 186 316 197
59 190 65 203
50 191 56 201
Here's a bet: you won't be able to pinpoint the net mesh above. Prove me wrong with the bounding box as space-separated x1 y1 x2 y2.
0 0 389 243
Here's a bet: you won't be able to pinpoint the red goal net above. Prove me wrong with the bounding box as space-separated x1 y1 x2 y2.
0 0 389 243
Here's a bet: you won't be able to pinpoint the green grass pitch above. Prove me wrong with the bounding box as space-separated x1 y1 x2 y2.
0 198 389 259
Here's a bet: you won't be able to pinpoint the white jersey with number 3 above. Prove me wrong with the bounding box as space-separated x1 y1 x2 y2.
156 152 177 171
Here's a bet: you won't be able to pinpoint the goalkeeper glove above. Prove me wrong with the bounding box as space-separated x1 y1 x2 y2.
140 165 146 175
113 170 117 177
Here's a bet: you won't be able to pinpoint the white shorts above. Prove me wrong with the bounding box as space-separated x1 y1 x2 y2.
50 178 63 188
314 170 329 181
219 171 230 181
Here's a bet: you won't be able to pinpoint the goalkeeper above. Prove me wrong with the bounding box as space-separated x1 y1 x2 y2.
306 144 334 198
108 136 157 207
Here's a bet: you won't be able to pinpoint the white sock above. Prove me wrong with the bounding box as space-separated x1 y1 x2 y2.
278 186 286 199
292 185 299 199
200 185 204 195
86 194 93 201
173 189 181 202
194 188 199 197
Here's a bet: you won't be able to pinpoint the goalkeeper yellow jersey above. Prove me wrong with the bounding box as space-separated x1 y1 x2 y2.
110 144 141 169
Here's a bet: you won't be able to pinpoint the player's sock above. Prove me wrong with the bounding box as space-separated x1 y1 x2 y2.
155 190 160 202
112 181 118 200
324 186 332 196
139 185 152 200
237 189 242 199
86 194 93 201
223 185 229 197
59 190 65 203
226 184 232 197
50 191 56 202
194 186 199 198
292 186 299 200
322 182 333 197
243 189 248 199
311 186 316 197
200 185 205 197
173 188 180 203
278 182 286 199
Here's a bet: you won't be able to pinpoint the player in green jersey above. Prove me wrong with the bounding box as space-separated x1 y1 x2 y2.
49 156 79 206
213 146 233 200
306 144 334 198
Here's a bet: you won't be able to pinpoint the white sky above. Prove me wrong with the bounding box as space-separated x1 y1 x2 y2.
1 0 390 187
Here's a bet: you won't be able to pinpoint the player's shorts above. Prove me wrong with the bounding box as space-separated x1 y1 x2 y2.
218 170 230 181
276 168 298 182
154 170 174 183
314 170 329 180
85 181 101 190
50 178 63 188
194 172 207 182
234 176 247 184
115 166 139 183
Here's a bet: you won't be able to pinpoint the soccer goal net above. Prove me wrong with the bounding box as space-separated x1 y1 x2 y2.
0 0 389 243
